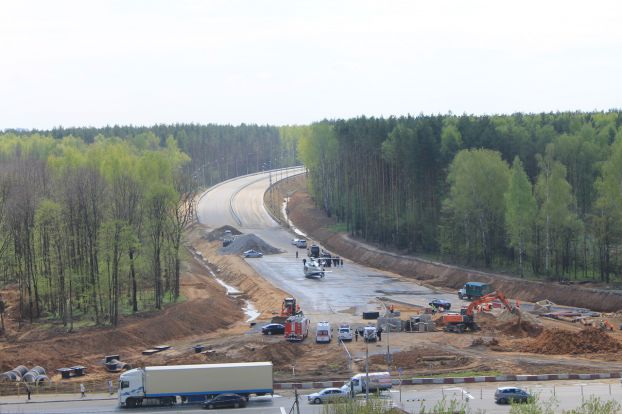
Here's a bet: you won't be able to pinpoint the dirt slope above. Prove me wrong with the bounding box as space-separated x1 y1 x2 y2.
284 184 622 312
0 252 241 375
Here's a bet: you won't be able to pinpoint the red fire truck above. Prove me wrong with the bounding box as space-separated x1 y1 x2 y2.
284 314 310 342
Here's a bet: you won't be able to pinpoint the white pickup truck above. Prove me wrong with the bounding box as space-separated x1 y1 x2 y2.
341 372 392 395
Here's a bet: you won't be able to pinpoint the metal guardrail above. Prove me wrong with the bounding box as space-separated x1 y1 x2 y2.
0 379 116 397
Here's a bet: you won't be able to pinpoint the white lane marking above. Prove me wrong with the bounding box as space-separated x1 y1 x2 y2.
280 406 287 414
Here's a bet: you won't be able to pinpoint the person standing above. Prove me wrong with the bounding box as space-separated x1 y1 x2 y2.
354 329 358 342
295 250 298 259
26 383 31 401
108 380 113 395
340 258 344 266
80 383 86 398
377 327 382 341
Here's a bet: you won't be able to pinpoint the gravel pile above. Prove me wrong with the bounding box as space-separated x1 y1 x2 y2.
205 225 242 241
219 234 282 255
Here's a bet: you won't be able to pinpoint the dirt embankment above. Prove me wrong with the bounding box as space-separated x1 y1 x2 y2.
283 180 622 313
0 249 242 375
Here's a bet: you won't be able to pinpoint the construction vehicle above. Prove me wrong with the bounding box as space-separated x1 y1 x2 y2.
441 291 517 333
271 297 301 323
599 320 614 331
118 362 273 408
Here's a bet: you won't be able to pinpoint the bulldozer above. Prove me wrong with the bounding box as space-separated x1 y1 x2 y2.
271 297 302 324
441 291 518 333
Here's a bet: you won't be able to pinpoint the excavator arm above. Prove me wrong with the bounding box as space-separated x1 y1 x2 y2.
465 291 515 316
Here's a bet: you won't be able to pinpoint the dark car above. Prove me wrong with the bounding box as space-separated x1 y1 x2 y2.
494 387 532 404
429 299 451 311
204 393 247 409
261 323 285 335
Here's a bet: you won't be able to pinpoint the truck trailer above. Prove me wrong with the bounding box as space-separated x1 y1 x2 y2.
118 362 273 408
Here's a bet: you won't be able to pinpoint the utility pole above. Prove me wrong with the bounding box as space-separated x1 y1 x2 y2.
365 340 369 401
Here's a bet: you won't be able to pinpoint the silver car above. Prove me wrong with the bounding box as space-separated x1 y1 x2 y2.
307 388 348 404
494 387 531 404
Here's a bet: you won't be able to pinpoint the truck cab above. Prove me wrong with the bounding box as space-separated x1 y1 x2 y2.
118 368 145 407
458 282 492 300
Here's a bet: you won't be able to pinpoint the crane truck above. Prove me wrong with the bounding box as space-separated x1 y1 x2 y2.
118 362 273 408
441 291 517 333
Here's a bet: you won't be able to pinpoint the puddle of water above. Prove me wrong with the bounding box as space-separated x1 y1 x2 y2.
243 302 260 322
214 277 241 295
282 197 307 238
192 249 258 322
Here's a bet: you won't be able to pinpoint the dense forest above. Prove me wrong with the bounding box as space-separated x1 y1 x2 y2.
4 113 622 329
0 124 299 329
298 112 622 283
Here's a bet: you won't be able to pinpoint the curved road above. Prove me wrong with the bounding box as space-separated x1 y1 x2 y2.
197 169 461 323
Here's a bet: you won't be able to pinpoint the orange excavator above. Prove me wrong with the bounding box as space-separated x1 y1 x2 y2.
441 291 518 333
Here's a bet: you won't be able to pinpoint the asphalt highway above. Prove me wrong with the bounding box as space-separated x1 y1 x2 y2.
3 381 621 413
196 169 466 323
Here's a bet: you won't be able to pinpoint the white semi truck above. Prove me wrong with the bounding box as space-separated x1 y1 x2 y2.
118 362 273 408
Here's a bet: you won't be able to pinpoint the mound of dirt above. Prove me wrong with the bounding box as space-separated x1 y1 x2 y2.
368 349 470 370
205 225 242 242
220 234 282 255
476 311 543 338
518 327 622 355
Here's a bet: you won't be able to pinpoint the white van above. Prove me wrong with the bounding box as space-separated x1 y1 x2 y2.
338 324 353 342
316 321 332 343
363 326 377 342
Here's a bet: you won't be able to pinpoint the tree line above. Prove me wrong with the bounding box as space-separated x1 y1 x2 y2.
0 124 301 329
298 112 622 282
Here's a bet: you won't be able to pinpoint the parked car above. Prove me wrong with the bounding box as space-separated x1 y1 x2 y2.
203 393 247 409
429 298 451 311
494 387 532 404
307 388 348 404
243 249 263 258
261 323 285 335
338 324 353 342
296 239 307 248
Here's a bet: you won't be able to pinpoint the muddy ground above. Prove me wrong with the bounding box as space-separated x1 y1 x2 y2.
1 176 622 388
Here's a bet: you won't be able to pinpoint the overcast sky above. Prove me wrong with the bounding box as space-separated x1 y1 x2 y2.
1 0 621 129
